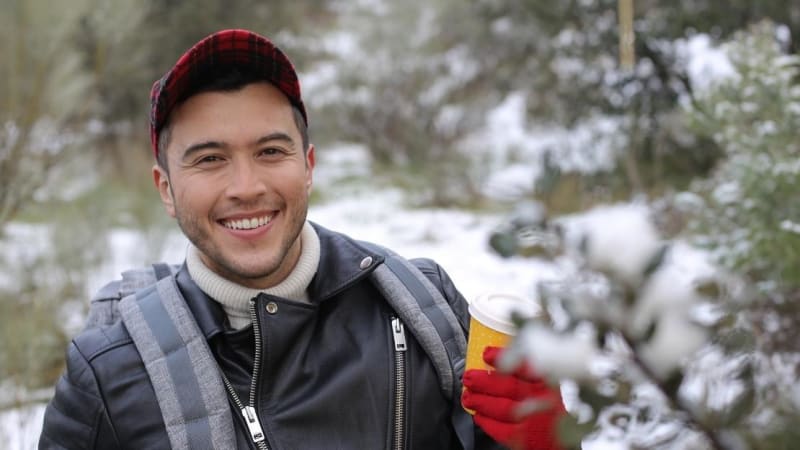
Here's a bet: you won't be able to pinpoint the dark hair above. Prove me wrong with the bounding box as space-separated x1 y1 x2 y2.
156 67 310 171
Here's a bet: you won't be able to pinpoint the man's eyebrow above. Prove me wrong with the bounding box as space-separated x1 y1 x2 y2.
181 141 225 161
255 132 295 148
180 132 295 161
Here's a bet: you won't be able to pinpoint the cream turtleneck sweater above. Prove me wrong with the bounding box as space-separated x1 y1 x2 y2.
186 222 321 329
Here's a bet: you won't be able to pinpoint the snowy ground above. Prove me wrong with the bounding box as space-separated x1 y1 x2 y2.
0 404 46 450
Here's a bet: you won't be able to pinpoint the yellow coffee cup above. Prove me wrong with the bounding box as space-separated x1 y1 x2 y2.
463 292 538 413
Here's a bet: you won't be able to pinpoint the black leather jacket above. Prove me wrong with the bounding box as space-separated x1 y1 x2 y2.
39 224 502 449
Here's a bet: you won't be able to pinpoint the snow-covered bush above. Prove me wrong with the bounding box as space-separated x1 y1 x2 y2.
491 204 757 449
486 21 800 450
686 21 800 297
681 20 800 447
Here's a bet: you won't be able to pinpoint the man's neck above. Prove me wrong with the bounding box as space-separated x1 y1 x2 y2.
186 222 321 329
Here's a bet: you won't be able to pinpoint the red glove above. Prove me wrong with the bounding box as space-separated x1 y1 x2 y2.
461 346 565 450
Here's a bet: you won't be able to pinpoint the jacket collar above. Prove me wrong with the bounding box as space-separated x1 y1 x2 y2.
175 222 386 340
307 221 386 302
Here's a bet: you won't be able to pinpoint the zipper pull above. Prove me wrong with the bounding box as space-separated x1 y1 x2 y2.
242 406 266 443
392 317 407 352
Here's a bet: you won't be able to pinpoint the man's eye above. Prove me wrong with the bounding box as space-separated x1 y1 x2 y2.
197 155 223 164
259 148 284 157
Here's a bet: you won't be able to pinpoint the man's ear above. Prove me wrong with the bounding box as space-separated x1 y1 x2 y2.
152 165 176 218
305 144 316 194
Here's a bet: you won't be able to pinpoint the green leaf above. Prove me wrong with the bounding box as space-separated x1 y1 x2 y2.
720 384 755 426
595 326 610 348
621 283 637 307
695 278 722 300
578 385 617 413
641 319 658 343
556 413 595 449
662 370 684 399
716 328 756 353
488 228 518 258
578 235 589 257
510 311 532 329
642 244 670 280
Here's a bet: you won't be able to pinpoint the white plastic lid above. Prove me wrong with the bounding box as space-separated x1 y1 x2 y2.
468 293 539 335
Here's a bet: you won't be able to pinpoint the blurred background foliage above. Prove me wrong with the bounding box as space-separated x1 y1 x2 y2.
0 0 798 429
486 17 800 449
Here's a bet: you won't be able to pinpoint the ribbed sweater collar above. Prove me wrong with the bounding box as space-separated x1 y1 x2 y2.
186 222 321 329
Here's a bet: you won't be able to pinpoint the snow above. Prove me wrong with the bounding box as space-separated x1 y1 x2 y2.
0 406 45 450
514 322 600 381
630 242 718 374
638 313 708 380
561 203 663 287
779 220 800 235
474 93 624 202
680 33 738 95
308 148 552 303
0 223 52 289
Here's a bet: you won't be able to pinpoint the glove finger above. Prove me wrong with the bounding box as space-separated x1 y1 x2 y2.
461 390 520 422
481 346 503 367
472 412 518 445
517 412 566 450
483 346 544 381
463 369 549 400
474 404 567 450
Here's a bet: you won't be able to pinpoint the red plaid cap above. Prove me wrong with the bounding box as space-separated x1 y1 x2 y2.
149 29 307 158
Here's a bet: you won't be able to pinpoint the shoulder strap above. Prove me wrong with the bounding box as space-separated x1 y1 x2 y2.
85 263 178 329
364 243 474 449
119 276 235 450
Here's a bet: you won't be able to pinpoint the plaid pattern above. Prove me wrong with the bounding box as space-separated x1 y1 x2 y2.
149 29 307 157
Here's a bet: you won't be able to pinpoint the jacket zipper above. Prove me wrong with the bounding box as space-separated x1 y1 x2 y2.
220 298 269 450
391 316 407 450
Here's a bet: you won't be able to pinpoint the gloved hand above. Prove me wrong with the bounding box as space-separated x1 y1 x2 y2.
461 346 565 450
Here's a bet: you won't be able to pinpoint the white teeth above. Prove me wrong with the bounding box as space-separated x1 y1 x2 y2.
223 215 272 230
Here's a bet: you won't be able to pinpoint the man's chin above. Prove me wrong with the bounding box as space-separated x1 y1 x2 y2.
221 263 282 288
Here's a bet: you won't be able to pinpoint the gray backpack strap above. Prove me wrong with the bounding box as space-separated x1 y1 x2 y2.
119 276 235 450
85 264 179 329
152 262 174 281
368 248 474 449
372 254 467 398
85 280 125 329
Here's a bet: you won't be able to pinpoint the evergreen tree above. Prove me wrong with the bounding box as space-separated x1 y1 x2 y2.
685 21 800 446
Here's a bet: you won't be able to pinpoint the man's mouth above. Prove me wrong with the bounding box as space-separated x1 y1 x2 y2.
220 214 274 230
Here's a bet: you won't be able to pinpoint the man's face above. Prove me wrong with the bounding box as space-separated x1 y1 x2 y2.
153 82 315 289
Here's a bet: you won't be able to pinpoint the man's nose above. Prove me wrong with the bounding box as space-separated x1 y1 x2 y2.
225 160 267 201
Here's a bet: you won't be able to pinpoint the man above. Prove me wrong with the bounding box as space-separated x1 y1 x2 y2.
40 29 562 449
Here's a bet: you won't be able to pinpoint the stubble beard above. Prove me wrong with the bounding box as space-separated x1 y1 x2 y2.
174 200 309 287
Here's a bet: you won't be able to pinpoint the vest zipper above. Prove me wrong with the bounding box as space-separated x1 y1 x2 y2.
220 298 269 450
391 316 407 450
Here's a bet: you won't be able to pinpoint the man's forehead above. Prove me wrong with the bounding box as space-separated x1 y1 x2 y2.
171 83 294 127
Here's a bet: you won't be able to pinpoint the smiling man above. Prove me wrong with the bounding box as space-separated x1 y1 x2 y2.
155 81 312 290
39 29 563 450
